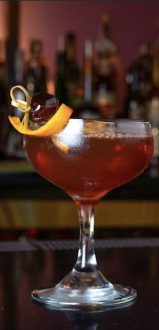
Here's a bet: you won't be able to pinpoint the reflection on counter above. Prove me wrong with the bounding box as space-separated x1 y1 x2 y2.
0 242 159 329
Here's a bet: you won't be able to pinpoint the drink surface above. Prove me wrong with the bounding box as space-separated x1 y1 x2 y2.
24 120 153 202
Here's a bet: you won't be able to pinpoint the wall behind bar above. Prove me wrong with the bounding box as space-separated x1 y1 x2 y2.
18 1 159 77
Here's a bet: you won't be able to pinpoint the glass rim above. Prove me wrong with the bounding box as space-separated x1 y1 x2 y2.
55 118 153 136
68 118 151 123
27 118 152 137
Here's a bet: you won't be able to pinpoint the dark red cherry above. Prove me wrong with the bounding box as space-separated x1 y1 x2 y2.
29 92 59 123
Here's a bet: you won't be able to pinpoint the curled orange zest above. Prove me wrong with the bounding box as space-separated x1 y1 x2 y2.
9 83 73 138
8 103 73 137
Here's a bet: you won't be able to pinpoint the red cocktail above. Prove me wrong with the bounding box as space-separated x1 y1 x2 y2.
23 119 153 309
24 120 153 202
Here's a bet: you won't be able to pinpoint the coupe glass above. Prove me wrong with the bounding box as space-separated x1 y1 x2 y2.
23 118 153 309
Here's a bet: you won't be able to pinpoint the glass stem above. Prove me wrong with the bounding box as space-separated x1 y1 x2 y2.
74 203 98 273
59 202 108 288
69 202 108 288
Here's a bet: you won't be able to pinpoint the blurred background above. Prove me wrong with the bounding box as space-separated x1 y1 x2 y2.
0 1 159 241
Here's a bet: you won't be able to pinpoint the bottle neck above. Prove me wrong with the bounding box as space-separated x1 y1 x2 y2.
84 57 92 103
83 41 93 103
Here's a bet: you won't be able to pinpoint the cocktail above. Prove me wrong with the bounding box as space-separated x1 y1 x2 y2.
9 86 154 310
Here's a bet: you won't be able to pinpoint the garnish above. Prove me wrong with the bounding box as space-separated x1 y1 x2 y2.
9 85 73 137
10 85 31 130
29 92 59 123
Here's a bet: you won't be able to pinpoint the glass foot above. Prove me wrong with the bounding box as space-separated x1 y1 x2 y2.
31 281 137 310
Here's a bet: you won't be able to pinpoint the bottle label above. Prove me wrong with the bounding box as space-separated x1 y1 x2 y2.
152 127 159 157
94 90 116 118
146 98 159 156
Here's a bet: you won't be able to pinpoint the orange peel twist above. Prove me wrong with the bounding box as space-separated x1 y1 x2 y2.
9 85 73 137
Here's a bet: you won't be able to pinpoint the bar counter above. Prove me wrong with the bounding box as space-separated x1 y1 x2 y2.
0 237 159 329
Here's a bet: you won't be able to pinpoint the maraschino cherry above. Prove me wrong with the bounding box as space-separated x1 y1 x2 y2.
29 92 59 123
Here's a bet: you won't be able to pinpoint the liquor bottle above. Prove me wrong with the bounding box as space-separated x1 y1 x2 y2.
93 13 122 118
0 44 9 159
124 41 153 120
5 49 26 159
124 62 146 120
55 34 67 104
94 13 117 71
146 59 159 178
93 62 117 119
64 32 80 108
72 40 101 119
138 41 153 100
25 39 49 97
14 49 24 85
